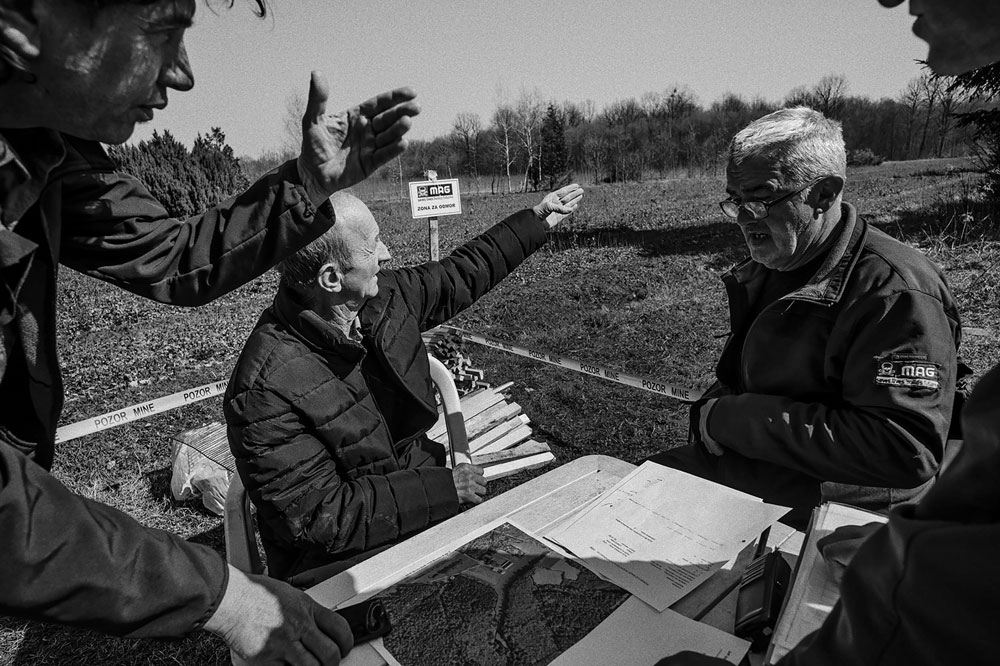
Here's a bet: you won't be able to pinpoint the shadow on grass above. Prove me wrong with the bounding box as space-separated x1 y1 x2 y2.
877 193 1000 246
547 222 745 259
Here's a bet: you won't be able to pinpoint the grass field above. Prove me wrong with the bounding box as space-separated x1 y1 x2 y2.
2 157 998 665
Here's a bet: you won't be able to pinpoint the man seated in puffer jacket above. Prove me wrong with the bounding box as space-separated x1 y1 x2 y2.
225 184 583 586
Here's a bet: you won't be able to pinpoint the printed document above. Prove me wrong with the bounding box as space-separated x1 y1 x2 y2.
546 461 789 611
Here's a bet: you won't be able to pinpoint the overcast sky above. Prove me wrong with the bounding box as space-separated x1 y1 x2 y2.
130 0 929 157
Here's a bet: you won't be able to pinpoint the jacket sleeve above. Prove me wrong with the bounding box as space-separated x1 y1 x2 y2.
389 209 548 329
708 288 957 488
226 380 459 560
53 137 334 306
778 364 1000 666
0 442 228 637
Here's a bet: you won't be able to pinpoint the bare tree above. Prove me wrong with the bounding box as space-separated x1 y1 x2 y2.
900 77 924 159
451 112 483 191
917 73 945 158
491 105 518 194
811 74 848 117
514 88 545 191
936 86 957 157
282 90 306 155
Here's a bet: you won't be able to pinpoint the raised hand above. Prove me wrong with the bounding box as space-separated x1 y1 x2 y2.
533 183 585 228
297 71 420 205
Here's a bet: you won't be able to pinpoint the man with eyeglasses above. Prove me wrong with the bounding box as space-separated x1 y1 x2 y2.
647 106 963 529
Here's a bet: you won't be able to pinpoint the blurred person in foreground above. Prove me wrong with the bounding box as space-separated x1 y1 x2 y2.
225 184 583 587
657 1 1000 664
648 105 963 529
0 0 421 663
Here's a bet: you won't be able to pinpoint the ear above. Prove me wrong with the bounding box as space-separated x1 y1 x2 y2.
316 262 342 294
811 175 845 214
0 0 42 69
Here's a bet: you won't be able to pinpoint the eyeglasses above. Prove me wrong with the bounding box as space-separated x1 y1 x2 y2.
719 176 825 220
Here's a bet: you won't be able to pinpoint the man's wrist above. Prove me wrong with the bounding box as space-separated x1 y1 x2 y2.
296 156 334 209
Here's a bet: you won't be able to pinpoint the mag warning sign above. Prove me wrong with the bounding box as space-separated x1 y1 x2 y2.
408 178 462 219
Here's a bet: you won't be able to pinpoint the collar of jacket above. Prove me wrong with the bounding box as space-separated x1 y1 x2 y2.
0 129 66 226
271 285 366 365
725 202 867 306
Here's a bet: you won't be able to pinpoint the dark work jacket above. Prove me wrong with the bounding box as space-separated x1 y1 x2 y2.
225 210 548 582
704 204 961 512
781 362 1000 666
0 129 335 637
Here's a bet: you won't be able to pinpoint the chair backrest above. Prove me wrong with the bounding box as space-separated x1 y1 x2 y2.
224 472 265 575
223 354 470 576
427 354 471 466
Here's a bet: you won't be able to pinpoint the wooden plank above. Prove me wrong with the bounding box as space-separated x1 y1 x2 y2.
473 440 550 466
471 423 533 456
427 389 506 441
483 452 556 480
467 414 530 453
465 402 523 441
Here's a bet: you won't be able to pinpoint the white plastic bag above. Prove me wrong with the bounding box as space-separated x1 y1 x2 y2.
170 436 231 516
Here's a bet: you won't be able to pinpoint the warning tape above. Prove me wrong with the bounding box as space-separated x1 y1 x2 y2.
55 379 228 444
442 326 704 402
52 324 993 444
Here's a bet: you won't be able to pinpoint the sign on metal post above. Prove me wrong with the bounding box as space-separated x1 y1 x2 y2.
408 175 462 261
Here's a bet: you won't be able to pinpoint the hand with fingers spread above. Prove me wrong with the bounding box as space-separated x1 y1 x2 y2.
533 183 585 228
452 462 487 505
205 565 354 665
297 71 420 206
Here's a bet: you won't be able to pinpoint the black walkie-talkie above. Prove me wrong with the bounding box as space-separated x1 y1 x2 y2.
734 530 791 652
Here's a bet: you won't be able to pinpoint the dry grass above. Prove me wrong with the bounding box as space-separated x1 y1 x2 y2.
3 159 998 665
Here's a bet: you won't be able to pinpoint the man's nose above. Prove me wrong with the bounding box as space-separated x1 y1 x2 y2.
161 41 194 92
378 242 392 263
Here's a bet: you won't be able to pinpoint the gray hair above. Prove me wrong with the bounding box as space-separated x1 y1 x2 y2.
278 193 358 292
729 107 847 187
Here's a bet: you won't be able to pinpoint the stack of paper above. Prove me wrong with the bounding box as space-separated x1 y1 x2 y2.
765 502 889 665
545 461 790 612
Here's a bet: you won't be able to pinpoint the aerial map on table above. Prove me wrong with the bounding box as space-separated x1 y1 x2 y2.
375 521 630 665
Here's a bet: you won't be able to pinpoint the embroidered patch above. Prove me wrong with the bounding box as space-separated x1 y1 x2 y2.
873 353 940 390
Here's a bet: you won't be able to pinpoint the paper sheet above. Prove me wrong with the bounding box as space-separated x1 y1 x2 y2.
766 502 888 664
546 461 790 611
551 597 750 666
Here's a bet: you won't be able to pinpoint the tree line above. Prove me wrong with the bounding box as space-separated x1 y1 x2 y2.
112 70 999 217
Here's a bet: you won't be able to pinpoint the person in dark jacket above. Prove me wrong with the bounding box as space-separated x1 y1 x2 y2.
648 106 963 528
658 2 1000 664
225 184 584 585
0 0 419 663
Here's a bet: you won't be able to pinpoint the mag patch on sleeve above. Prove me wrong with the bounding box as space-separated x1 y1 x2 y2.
874 353 940 390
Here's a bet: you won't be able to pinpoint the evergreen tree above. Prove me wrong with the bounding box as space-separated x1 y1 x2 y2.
947 62 1000 196
540 104 568 189
107 127 248 217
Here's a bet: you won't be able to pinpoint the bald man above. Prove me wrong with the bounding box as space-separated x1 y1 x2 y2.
225 186 583 586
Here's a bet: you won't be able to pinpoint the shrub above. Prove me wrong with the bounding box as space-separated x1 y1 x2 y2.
847 148 885 167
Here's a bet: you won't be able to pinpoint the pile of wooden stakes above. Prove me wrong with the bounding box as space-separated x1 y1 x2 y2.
425 381 555 480
422 327 488 395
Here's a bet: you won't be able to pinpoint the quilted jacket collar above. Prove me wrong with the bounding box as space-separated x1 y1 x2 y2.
272 286 365 365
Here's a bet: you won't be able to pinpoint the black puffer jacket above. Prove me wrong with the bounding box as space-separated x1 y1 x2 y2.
225 209 548 581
